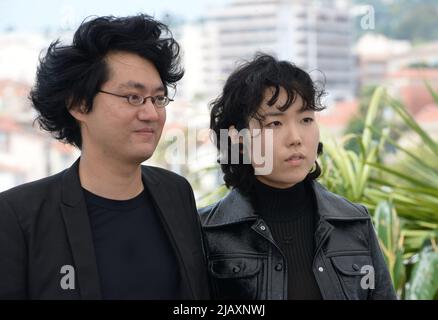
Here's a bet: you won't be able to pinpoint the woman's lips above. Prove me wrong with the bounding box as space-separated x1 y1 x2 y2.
285 153 305 166
285 157 304 166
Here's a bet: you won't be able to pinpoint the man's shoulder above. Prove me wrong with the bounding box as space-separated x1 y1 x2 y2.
0 170 67 225
141 165 189 187
0 169 65 203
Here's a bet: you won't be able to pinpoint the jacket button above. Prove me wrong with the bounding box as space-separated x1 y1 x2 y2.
259 225 266 231
318 267 324 272
275 263 283 271
232 266 241 273
352 264 360 271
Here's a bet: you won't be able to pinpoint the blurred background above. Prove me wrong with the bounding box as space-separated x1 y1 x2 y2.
0 0 437 299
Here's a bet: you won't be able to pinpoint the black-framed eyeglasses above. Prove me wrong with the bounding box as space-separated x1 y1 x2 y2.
98 90 173 108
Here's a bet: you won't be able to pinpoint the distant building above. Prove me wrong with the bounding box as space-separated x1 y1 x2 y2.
0 32 48 84
355 33 411 88
387 41 438 73
386 68 438 116
0 79 35 122
178 0 356 105
317 99 359 137
0 115 80 192
356 35 438 143
0 77 79 191
414 103 438 137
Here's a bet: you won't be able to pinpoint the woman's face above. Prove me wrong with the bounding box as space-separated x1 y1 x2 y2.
248 87 320 189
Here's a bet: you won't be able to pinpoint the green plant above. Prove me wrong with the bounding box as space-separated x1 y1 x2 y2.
320 85 438 299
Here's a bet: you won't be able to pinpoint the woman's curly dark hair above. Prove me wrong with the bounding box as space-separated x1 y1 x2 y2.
210 53 326 196
30 14 184 149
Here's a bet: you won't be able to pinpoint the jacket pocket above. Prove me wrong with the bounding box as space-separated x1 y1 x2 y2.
209 256 263 300
330 254 373 300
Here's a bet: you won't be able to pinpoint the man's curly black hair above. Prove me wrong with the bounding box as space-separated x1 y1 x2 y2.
30 14 184 149
210 53 326 196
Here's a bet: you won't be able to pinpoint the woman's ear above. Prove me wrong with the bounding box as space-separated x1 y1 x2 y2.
317 142 324 156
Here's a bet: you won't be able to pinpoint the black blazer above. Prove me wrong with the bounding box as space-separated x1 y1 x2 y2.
0 158 210 299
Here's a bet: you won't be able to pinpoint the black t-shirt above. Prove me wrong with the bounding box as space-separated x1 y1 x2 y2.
83 187 181 299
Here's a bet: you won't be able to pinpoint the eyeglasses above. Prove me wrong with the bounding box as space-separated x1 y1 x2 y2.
98 90 173 108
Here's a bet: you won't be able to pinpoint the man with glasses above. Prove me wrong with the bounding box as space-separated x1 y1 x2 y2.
0 15 210 300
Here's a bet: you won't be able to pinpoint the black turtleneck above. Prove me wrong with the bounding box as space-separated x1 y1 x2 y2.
250 177 322 300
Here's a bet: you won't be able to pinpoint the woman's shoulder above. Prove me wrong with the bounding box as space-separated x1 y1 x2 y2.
310 180 370 220
198 188 257 226
198 201 219 218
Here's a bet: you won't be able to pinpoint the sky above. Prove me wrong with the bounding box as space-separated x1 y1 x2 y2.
0 0 229 32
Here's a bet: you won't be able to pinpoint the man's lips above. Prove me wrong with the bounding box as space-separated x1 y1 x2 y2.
134 128 155 139
134 128 155 133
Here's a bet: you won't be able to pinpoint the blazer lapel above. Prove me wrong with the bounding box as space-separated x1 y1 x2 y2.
141 167 196 299
60 158 102 299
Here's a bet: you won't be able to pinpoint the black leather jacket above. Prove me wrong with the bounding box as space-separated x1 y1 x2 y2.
199 180 397 300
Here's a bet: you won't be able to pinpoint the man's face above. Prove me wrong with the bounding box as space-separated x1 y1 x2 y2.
79 51 167 164
249 87 320 188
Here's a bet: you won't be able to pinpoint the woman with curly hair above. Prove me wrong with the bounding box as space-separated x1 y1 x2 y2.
200 53 396 300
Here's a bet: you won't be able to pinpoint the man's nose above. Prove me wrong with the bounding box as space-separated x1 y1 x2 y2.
137 99 160 121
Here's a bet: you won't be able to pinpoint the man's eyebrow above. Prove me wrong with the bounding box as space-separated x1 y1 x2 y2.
117 81 165 93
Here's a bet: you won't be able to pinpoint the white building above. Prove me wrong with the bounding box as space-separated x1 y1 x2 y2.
0 31 79 192
355 33 411 88
178 0 356 104
0 117 80 192
387 41 438 73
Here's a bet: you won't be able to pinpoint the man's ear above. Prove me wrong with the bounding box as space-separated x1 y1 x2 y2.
68 104 87 122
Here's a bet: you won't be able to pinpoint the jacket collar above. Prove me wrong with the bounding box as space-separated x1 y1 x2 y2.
61 158 162 206
202 179 369 227
61 157 102 299
61 157 197 299
139 166 198 299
